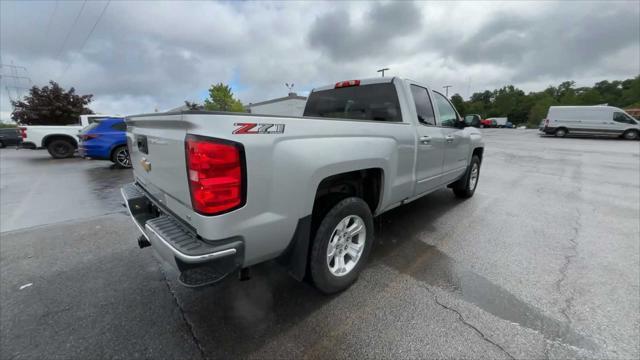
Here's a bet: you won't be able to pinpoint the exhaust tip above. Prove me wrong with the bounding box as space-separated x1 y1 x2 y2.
138 235 151 249
239 267 251 281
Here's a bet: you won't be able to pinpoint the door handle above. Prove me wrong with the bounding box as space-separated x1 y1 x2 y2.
445 136 454 143
419 136 431 144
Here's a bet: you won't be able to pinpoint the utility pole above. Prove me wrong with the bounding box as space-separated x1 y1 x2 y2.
377 68 389 77
443 85 452 97
0 63 32 103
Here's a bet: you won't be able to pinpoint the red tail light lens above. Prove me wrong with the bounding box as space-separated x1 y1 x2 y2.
185 135 245 215
19 127 26 139
335 80 360 88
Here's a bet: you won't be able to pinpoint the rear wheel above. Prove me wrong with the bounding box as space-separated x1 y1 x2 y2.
622 129 639 140
453 155 481 198
310 197 373 294
47 139 75 158
0 140 4 148
111 146 131 168
554 128 568 137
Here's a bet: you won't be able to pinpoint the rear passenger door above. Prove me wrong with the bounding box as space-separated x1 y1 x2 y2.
410 84 446 195
432 91 470 183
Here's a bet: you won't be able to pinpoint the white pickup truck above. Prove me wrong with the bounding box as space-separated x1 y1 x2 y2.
20 114 119 158
121 77 484 293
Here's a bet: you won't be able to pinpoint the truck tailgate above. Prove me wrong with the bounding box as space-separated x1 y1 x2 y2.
126 113 192 207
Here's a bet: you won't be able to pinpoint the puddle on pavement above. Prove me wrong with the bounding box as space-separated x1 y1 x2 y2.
377 239 597 351
370 196 598 352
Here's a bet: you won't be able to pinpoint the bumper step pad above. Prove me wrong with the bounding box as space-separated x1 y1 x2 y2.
122 182 243 288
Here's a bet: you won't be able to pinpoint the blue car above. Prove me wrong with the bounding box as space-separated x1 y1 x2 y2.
78 117 131 168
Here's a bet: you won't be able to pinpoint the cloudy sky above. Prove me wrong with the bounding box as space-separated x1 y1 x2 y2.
1 0 638 120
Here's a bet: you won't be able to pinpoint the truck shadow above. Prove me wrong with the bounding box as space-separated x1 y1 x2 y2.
165 189 464 357
169 189 596 357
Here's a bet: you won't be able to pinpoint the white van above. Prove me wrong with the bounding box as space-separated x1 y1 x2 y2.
487 117 508 127
541 106 639 140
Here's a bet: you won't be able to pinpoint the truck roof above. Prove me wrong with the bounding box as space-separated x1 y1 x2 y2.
311 77 396 92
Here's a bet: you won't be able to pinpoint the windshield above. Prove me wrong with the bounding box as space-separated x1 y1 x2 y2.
303 83 402 122
81 121 101 133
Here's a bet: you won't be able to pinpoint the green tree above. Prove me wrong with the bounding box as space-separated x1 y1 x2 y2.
450 93 466 115
527 94 557 128
457 76 639 128
10 81 93 125
620 76 640 107
184 101 203 110
203 83 245 112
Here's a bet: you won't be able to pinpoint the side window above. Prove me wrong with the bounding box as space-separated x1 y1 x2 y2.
613 112 637 124
111 122 127 131
410 85 436 125
432 91 459 128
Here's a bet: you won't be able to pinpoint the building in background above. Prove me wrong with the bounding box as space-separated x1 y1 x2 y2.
625 108 640 120
246 92 307 117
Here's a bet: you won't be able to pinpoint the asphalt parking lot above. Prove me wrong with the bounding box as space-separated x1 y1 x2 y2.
1 129 638 359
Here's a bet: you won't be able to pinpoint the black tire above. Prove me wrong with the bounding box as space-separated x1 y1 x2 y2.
47 139 75 158
622 129 639 140
111 146 132 168
554 128 568 137
453 155 481 198
310 197 374 294
0 140 4 148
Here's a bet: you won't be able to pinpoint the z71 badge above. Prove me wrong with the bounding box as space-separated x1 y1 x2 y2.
233 123 285 134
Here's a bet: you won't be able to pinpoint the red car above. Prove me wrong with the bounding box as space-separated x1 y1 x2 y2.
480 119 496 128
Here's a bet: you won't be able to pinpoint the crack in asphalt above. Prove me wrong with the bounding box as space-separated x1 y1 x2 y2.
160 267 208 360
554 207 581 324
420 284 516 360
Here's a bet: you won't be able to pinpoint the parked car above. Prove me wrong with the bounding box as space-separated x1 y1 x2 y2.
0 128 22 148
464 114 482 128
19 114 119 159
121 77 485 293
78 117 130 168
480 119 496 128
540 106 639 139
504 121 514 128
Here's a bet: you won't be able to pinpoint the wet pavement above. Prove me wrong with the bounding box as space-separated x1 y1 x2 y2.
1 130 639 359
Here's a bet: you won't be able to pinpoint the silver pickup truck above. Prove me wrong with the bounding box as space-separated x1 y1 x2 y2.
121 77 484 293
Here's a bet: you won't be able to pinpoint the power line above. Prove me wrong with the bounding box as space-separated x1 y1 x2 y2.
44 0 59 49
61 0 111 77
56 0 87 60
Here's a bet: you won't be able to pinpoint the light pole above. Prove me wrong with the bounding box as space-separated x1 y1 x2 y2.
443 85 452 97
377 68 389 77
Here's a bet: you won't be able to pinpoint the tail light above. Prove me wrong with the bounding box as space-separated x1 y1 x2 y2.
19 127 26 139
185 135 245 215
335 80 360 88
79 134 99 140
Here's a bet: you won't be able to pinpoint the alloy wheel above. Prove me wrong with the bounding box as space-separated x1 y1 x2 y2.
326 215 366 277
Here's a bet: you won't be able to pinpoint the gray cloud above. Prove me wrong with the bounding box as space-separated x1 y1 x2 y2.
0 0 638 120
452 2 640 81
308 1 423 60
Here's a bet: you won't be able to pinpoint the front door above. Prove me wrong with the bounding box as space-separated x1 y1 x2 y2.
410 84 446 195
612 111 639 135
432 91 470 183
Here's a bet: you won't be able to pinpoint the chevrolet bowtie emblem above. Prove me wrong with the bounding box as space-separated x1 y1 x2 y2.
140 158 152 172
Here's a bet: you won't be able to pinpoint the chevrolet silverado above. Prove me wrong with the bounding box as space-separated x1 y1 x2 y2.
121 77 484 293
